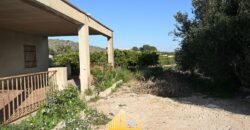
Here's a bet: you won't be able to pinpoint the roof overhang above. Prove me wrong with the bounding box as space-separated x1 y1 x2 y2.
0 0 112 37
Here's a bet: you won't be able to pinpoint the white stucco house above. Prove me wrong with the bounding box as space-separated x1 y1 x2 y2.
0 0 114 124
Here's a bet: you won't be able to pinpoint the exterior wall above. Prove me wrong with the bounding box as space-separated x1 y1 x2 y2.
0 29 49 77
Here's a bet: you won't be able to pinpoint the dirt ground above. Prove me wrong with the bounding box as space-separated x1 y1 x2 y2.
88 80 250 130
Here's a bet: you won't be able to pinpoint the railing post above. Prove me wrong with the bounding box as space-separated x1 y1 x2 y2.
19 77 23 113
3 96 5 124
24 76 27 112
27 76 30 111
7 80 10 122
2 81 6 124
16 78 19 116
11 79 14 118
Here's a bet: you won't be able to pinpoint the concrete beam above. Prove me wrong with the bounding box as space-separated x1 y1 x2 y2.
34 0 113 37
78 25 90 94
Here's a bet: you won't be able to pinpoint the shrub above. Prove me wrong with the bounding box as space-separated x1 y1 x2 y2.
139 52 159 67
91 67 134 92
1 86 109 130
90 52 108 65
115 68 133 82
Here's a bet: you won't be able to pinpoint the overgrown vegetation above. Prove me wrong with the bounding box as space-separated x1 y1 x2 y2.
91 67 133 92
50 44 167 77
173 0 250 88
1 86 110 130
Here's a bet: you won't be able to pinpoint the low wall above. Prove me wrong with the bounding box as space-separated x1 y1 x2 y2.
49 67 68 90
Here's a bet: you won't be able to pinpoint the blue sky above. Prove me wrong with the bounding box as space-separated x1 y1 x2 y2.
49 0 193 52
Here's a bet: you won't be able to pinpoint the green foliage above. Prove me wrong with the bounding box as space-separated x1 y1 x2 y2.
131 46 139 51
114 49 129 67
173 0 250 87
84 88 93 96
159 55 176 65
139 44 157 52
139 52 159 67
114 49 159 67
52 45 80 75
90 51 108 65
91 67 133 92
91 67 115 92
49 48 56 56
115 68 133 82
1 86 110 130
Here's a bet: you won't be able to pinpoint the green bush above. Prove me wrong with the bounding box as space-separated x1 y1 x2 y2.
1 86 109 130
91 67 134 92
52 45 80 75
159 55 175 65
139 52 159 67
91 68 115 92
90 52 108 65
114 49 159 68
115 68 133 82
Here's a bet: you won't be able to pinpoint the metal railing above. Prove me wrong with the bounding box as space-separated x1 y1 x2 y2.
0 71 57 124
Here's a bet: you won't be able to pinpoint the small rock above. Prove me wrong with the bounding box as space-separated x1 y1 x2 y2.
207 104 219 108
109 112 114 116
119 104 127 107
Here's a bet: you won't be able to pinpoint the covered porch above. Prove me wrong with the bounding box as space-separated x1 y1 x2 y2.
0 0 113 124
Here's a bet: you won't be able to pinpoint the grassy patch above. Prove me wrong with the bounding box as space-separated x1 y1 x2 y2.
84 88 93 96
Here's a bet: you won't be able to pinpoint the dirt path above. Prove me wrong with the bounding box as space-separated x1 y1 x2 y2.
88 81 250 130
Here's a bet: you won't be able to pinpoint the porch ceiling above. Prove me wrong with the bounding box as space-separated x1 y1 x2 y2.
0 0 100 36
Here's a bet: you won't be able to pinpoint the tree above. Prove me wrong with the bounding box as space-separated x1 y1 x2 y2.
139 52 159 67
173 0 250 87
132 47 139 51
140 44 157 52
52 45 80 75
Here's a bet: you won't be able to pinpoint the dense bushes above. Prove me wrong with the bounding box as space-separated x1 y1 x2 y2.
90 52 107 65
51 44 161 79
114 49 159 67
173 0 250 87
1 86 109 130
51 45 80 75
91 67 133 92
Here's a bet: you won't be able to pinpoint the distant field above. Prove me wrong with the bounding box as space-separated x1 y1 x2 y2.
159 55 175 66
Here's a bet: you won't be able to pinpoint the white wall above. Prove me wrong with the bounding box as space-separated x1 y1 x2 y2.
0 29 49 77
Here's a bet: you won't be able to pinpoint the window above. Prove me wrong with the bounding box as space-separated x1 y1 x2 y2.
24 45 37 68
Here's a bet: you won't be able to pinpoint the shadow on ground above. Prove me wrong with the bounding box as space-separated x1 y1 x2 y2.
134 69 250 115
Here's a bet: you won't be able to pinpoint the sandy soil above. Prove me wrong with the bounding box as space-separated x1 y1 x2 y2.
88 81 250 130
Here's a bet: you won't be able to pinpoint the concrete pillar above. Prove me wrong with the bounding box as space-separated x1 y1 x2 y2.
107 34 114 67
78 25 90 93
